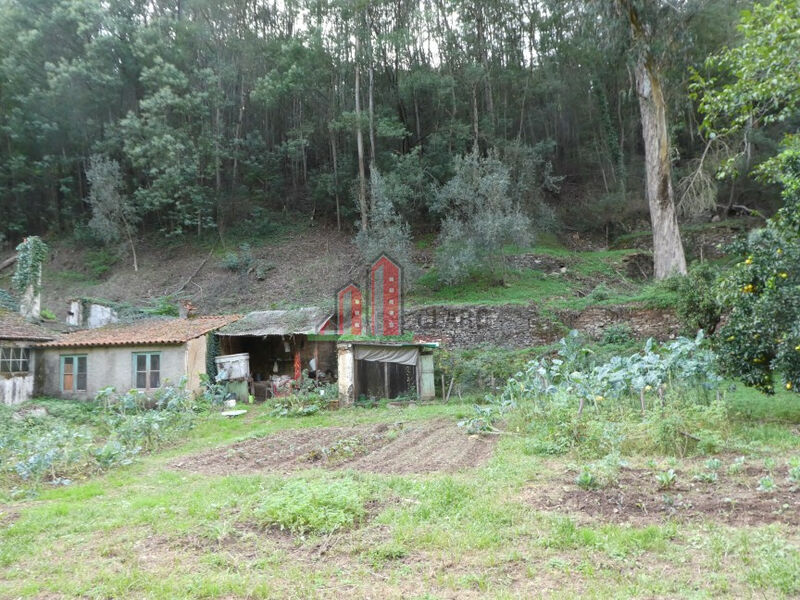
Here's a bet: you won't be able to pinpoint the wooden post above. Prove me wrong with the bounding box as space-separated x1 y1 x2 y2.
383 361 389 400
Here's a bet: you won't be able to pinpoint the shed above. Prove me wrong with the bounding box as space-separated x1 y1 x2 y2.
36 314 240 399
337 341 436 405
0 309 56 405
215 307 335 400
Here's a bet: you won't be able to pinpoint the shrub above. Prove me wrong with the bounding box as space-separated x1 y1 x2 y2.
222 243 254 272
586 283 613 302
601 323 634 345
433 149 532 285
671 262 722 334
714 136 800 393
86 249 119 280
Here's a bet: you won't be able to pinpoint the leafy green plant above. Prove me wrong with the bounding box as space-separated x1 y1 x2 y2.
728 456 746 475
705 458 722 471
576 467 598 490
788 466 800 484
269 378 336 417
656 469 677 490
695 471 718 483
0 383 205 489
757 476 776 492
600 323 634 345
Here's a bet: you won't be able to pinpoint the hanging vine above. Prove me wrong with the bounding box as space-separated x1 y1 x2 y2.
12 236 48 295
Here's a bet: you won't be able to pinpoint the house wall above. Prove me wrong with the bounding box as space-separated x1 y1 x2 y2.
0 339 37 405
185 335 208 393
66 301 119 329
40 344 189 400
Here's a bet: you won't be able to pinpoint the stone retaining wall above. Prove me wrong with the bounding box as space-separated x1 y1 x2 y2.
405 303 680 348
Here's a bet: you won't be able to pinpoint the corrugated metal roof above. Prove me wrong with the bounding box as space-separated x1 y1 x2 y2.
217 307 332 336
37 314 240 348
0 309 57 341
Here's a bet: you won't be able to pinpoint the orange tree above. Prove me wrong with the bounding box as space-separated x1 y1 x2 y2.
694 0 800 393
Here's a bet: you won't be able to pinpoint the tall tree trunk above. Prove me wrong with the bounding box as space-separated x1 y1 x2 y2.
330 132 341 232
368 59 376 167
635 57 687 279
472 83 480 151
355 37 368 232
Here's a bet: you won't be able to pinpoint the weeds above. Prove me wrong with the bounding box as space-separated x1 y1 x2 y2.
253 476 372 535
269 379 337 417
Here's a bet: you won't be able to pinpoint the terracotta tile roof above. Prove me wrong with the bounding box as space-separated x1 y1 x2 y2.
37 315 240 348
0 309 57 341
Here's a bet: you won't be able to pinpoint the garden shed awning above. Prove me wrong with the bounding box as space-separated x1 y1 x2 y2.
354 344 419 366
216 307 332 337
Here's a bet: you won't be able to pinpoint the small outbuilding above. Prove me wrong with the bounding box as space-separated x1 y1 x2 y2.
37 314 240 399
215 307 335 400
0 309 56 405
337 340 436 405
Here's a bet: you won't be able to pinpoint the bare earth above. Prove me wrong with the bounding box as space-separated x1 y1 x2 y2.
524 460 800 526
170 418 497 476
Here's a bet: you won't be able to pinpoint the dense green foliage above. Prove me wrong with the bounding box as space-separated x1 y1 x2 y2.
462 331 727 457
694 0 800 393
11 236 47 295
0 381 218 492
670 262 722 334
0 0 770 245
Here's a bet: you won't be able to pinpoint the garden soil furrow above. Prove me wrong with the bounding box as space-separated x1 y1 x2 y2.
170 418 496 476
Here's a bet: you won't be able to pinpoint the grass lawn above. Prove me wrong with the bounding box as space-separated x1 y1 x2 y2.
2 398 799 599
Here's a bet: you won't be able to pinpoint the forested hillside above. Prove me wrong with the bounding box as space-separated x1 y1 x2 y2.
0 0 789 250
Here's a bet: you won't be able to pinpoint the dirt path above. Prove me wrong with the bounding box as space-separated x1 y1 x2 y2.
170 418 497 476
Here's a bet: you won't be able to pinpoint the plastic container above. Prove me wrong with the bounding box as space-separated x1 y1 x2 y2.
215 353 250 381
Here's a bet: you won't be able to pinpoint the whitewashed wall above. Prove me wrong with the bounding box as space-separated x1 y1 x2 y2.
1 373 33 405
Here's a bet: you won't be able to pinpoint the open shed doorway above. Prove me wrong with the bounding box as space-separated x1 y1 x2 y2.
214 307 337 401
356 359 417 401
352 344 421 402
218 333 337 400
